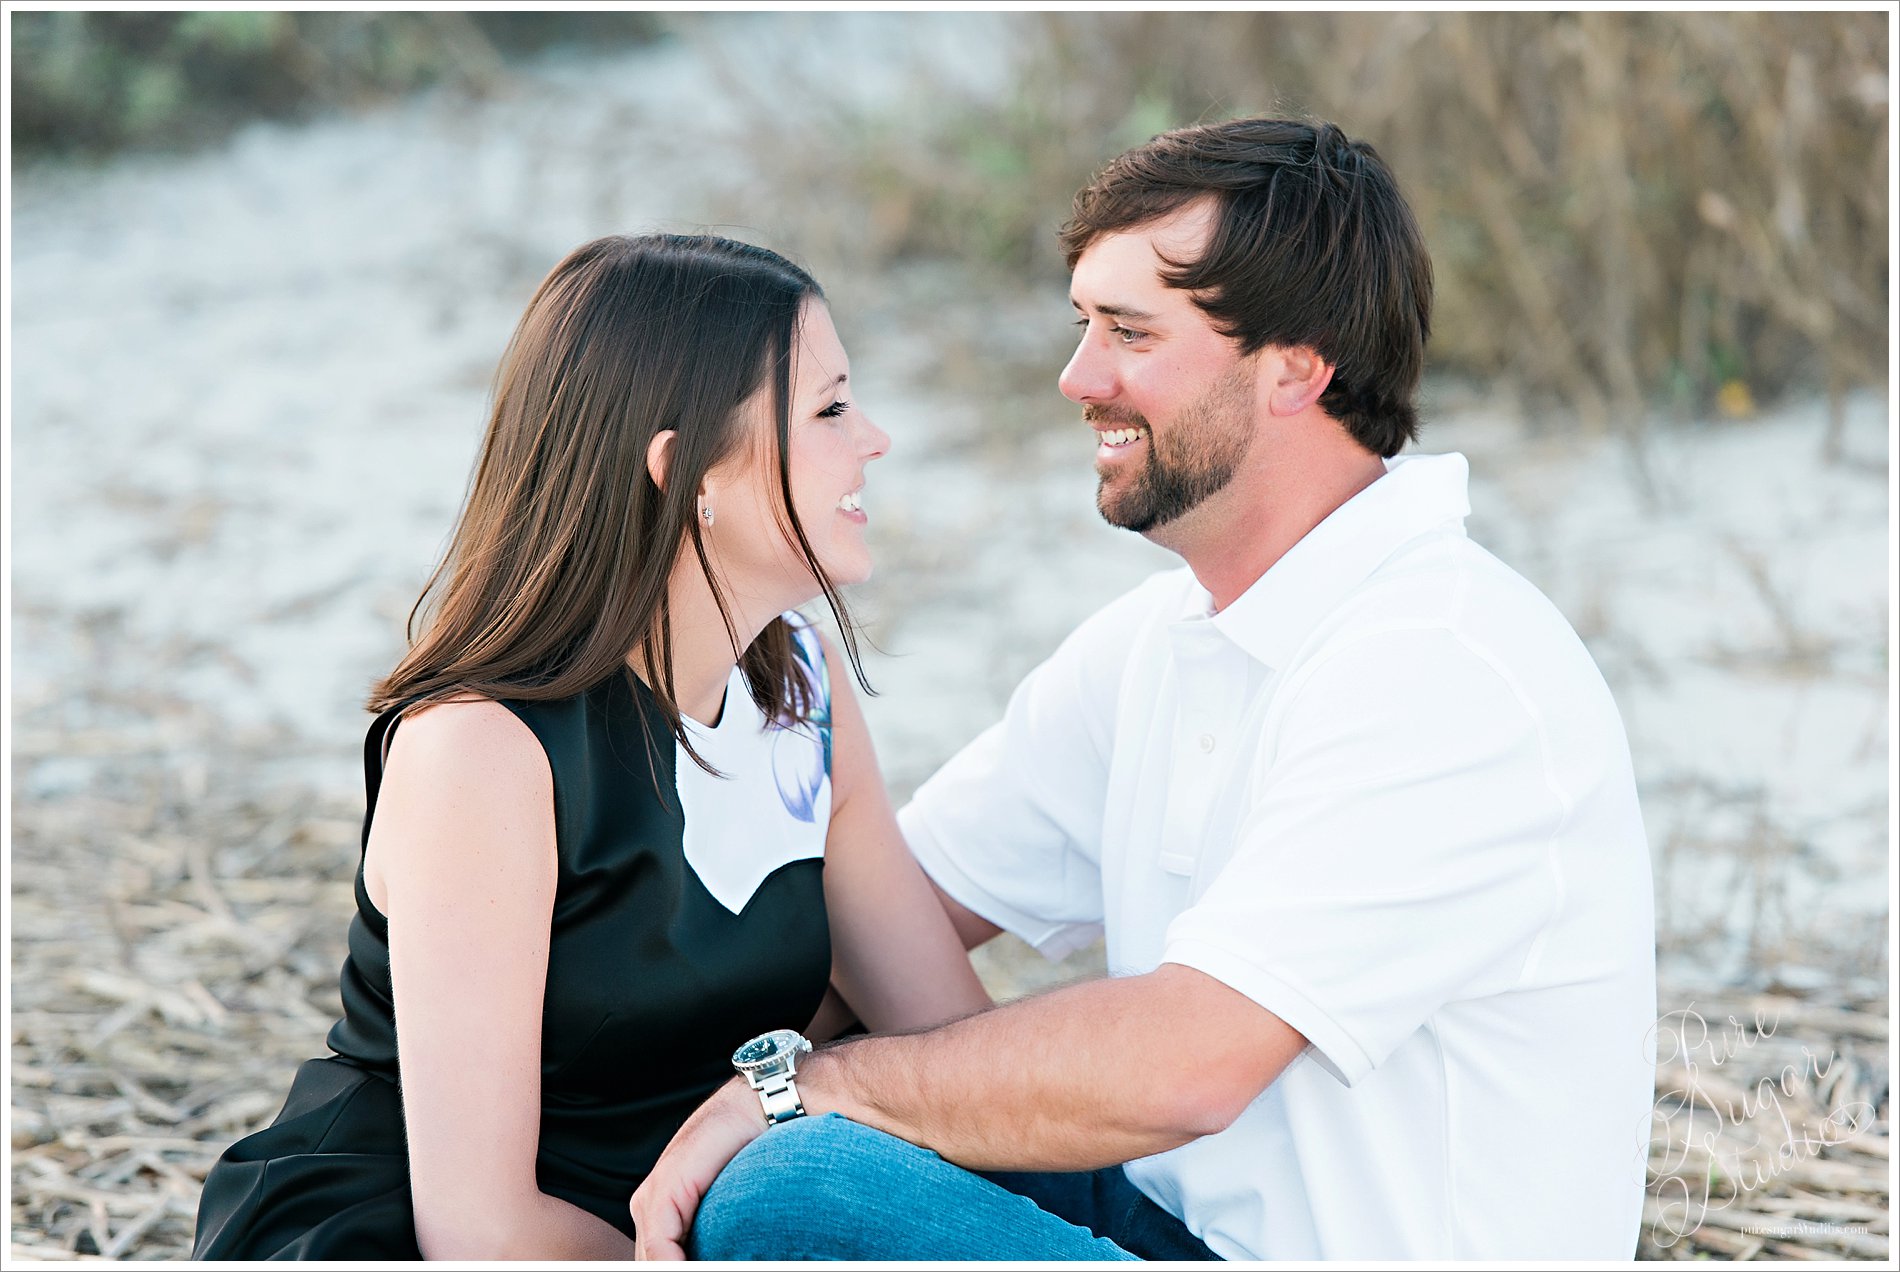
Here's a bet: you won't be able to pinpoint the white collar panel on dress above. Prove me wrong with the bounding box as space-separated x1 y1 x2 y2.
674 655 831 916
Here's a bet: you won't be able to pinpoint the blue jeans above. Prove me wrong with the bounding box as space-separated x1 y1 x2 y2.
691 1114 1221 1261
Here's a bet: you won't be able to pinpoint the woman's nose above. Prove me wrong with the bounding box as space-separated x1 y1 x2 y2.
857 411 891 461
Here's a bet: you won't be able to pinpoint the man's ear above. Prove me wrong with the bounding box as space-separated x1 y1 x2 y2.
1265 346 1335 418
646 429 676 491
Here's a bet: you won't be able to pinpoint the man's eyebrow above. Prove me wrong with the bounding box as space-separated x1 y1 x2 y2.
1070 297 1159 323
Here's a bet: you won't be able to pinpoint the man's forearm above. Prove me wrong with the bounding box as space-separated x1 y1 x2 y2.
793 963 1305 1173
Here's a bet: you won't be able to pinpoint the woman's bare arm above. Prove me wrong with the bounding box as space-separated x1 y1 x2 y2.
369 699 636 1259
802 984 859 1042
814 635 993 1035
928 877 1005 952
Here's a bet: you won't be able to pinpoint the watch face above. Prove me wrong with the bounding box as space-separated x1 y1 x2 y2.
733 1029 807 1071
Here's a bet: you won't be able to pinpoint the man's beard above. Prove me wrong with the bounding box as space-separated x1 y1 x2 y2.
1091 366 1256 534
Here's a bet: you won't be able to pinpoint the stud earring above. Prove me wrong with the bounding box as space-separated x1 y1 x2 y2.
701 506 715 526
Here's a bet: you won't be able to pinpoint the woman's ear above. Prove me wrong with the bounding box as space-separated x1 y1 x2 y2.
646 429 676 491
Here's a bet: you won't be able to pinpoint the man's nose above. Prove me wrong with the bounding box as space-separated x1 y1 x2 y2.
1058 335 1114 405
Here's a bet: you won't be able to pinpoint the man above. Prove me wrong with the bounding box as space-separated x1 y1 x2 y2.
630 117 1657 1261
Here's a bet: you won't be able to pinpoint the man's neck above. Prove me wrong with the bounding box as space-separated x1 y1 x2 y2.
1163 440 1388 614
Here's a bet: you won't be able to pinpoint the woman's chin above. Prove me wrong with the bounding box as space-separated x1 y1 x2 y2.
773 559 870 611
823 560 873 590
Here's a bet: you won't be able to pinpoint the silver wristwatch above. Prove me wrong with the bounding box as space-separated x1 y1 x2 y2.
731 1029 813 1125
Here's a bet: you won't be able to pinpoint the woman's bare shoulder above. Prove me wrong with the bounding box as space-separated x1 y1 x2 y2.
385 695 546 781
368 696 556 912
812 631 879 815
375 697 553 846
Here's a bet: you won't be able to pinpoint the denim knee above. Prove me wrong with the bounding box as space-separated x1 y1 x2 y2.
689 1114 1144 1262
691 1113 866 1260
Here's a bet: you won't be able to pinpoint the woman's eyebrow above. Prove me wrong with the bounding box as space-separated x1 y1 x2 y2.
804 372 849 404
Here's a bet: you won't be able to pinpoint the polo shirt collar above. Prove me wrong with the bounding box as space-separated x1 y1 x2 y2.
1182 452 1473 670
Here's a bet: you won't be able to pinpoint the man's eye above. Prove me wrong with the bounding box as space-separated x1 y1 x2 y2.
816 399 851 419
1072 318 1146 343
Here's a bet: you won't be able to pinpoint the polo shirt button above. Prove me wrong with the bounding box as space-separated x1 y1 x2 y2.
1199 733 1216 753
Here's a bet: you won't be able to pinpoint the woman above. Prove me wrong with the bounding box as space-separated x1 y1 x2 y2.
192 234 991 1258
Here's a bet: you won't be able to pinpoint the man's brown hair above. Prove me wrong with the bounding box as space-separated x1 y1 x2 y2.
1060 117 1432 457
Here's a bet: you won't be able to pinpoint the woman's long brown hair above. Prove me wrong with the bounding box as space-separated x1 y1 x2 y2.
368 234 865 777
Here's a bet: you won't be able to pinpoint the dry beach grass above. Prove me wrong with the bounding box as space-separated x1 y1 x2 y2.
10 723 362 1259
9 786 1893 1261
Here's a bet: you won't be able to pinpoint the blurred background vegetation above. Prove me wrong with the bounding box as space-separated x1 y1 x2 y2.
8 11 661 150
11 10 1886 451
737 10 1888 453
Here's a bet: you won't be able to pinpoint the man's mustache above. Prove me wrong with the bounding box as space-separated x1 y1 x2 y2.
1084 404 1150 430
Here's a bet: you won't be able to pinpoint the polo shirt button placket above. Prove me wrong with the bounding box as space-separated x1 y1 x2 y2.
1160 620 1243 879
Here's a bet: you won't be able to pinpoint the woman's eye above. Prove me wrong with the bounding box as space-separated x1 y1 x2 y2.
816 399 851 419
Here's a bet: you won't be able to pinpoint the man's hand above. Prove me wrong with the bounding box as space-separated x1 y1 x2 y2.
630 1079 765 1260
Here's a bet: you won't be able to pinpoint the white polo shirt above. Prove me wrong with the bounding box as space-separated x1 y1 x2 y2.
900 452 1656 1261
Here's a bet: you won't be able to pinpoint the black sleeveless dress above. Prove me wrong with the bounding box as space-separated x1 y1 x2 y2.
193 625 835 1259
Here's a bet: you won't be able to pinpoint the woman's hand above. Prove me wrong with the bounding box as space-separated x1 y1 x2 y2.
629 1079 765 1260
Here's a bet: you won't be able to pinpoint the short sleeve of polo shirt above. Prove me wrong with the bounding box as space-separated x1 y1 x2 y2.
898 582 1161 960
1163 626 1566 1087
